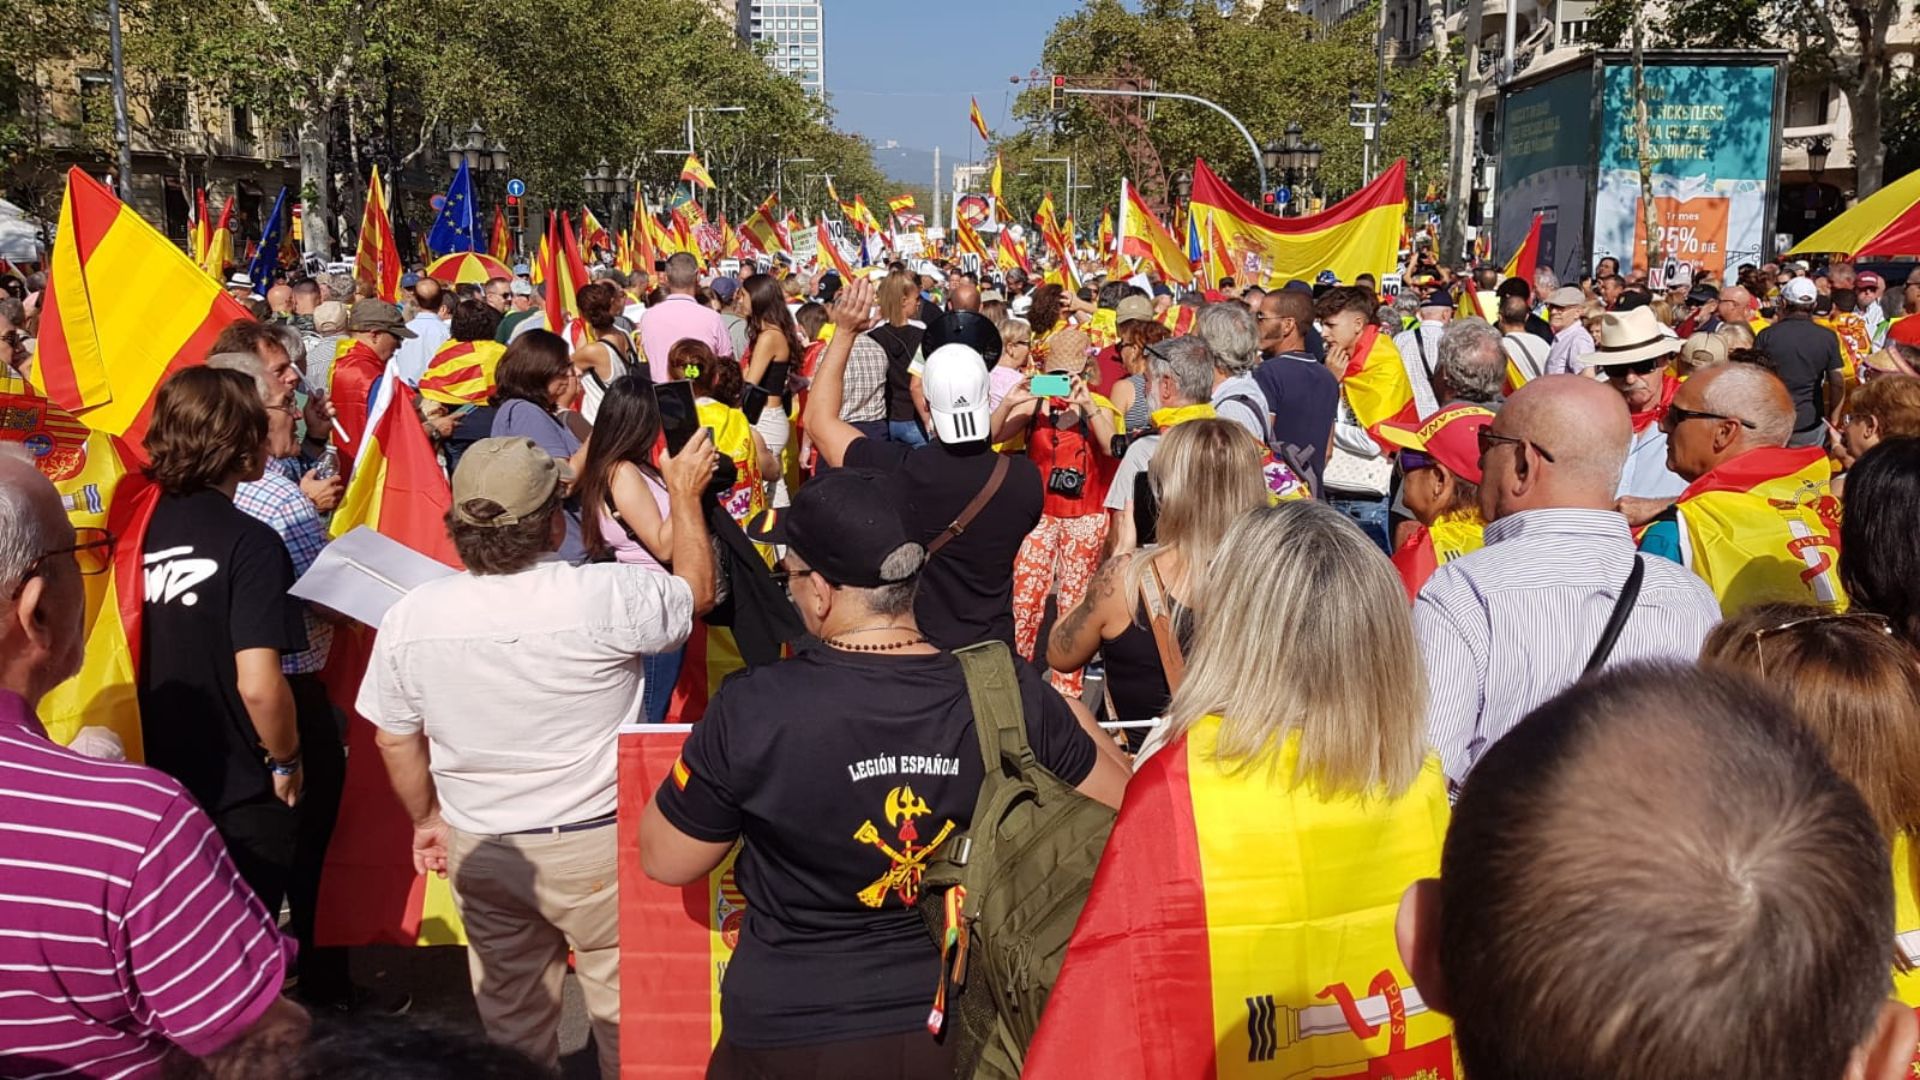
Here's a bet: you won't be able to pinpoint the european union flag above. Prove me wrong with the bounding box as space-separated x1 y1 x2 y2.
249 185 289 295
428 160 477 255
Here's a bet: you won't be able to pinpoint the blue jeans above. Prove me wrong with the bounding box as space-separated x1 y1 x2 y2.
641 646 685 725
888 418 929 448
1327 495 1392 555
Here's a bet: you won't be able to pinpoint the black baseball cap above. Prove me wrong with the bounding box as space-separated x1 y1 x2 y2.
746 469 924 587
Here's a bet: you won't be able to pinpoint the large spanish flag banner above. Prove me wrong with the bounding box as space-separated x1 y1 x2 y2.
314 365 469 946
1188 157 1406 287
1025 720 1455 1080
1118 179 1195 285
0 371 142 751
1787 164 1920 258
618 726 745 1077
32 167 251 461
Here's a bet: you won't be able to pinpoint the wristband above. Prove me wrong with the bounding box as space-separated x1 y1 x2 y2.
265 751 302 777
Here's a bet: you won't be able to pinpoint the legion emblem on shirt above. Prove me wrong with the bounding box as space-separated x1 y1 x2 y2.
852 784 955 908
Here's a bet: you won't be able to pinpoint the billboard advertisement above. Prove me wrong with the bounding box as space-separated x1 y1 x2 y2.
1496 67 1597 282
1591 61 1781 278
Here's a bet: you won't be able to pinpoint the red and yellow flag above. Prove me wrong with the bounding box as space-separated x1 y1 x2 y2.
418 338 506 406
990 154 1012 223
742 194 789 257
197 195 235 280
955 215 990 260
996 228 1033 275
31 167 250 461
888 193 916 216
582 206 611 254
189 189 211 269
489 207 512 263
1027 720 1454 1079
539 211 591 333
1189 156 1407 287
1503 211 1543 288
356 167 402 302
1343 324 1418 438
1119 180 1194 285
817 217 856 280
1670 445 1846 615
315 367 466 947
681 153 715 190
970 97 991 142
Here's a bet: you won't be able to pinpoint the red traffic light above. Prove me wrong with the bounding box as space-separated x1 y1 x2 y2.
1262 192 1276 205
1052 75 1065 87
506 195 520 206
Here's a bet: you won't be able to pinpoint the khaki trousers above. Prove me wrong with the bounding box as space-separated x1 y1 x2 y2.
448 821 621 1078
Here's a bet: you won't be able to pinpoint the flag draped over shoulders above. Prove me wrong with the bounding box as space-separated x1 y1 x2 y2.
1669 445 1845 615
1341 325 1417 438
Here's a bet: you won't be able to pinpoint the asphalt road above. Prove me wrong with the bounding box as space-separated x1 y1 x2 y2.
343 945 600 1078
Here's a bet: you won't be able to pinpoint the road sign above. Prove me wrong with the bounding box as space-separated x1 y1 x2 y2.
506 178 527 198
1275 186 1292 207
430 194 447 212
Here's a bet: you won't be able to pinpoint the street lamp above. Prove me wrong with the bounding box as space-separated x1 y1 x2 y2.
447 121 487 171
1173 169 1193 206
1262 122 1321 216
1807 136 1832 178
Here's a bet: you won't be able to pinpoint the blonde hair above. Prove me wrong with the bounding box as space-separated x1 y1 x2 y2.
877 271 916 327
1714 321 1756 349
1133 419 1267 611
1163 500 1428 798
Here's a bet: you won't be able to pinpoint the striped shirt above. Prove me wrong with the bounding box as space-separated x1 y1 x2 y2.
1414 508 1722 786
0 691 293 1078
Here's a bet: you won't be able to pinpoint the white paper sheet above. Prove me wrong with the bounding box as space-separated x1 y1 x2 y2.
290 526 459 628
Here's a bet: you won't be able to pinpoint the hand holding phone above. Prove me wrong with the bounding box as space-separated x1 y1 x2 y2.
655 380 701 455
1029 373 1073 398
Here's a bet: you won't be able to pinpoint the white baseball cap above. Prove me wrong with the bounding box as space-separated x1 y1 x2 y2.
922 344 991 443
1781 277 1819 304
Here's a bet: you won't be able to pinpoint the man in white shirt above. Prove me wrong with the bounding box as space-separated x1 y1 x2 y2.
365 433 718 1077
393 276 452 385
1392 287 1453 419
1543 287 1596 376
1415 375 1720 789
1496 293 1551 385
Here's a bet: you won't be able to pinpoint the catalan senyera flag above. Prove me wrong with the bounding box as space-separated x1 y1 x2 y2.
529 228 550 286
1 371 140 752
1668 445 1846 616
1189 156 1407 287
991 154 1012 223
31 167 251 462
954 215 990 260
356 167 403 303
1119 180 1194 285
1034 192 1066 252
489 207 512 263
1025 721 1454 1080
418 338 507 406
315 363 467 947
681 153 715 191
1503 212 1543 287
970 97 991 142
614 229 634 274
618 727 750 1075
1343 324 1418 438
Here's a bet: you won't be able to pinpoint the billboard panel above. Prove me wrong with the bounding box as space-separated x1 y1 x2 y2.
1496 66 1596 282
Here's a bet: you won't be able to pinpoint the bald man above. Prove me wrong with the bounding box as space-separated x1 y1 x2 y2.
1634 364 1846 613
1415 375 1722 788
947 279 980 314
1715 285 1761 333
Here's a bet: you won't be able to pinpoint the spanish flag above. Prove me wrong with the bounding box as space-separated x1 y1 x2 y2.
189 189 211 268
1119 180 1194 285
742 193 789 256
681 152 715 191
1026 720 1454 1079
970 97 991 142
2 371 141 753
1343 324 1418 437
996 227 1033 275
1503 211 1543 287
1097 207 1116 272
1189 156 1406 286
582 206 612 254
1668 445 1846 615
539 211 591 336
817 216 855 280
888 193 916 215
419 338 506 406
315 363 467 947
198 194 235 280
489 207 512 263
32 167 251 462
356 167 402 302
991 153 1012 223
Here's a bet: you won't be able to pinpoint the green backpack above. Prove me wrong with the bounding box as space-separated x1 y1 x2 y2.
918 641 1118 1079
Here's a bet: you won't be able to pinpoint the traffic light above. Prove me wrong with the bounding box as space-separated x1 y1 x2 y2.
1263 192 1277 207
1050 75 1066 112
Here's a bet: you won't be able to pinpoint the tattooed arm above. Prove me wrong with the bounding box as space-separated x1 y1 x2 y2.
1048 551 1134 674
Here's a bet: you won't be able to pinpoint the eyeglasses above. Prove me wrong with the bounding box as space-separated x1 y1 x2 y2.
1607 358 1664 377
11 527 114 598
1749 612 1893 677
1660 404 1758 432
1476 428 1557 464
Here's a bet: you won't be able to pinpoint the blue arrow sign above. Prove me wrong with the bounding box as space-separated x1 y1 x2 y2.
506 178 527 198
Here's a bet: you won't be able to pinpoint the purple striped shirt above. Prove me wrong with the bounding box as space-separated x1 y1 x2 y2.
0 691 294 1078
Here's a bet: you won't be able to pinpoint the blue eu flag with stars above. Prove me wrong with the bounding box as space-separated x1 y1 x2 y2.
427 160 477 255
249 185 289 295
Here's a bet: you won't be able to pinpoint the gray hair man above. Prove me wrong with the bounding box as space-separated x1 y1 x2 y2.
1196 302 1270 443
1433 317 1508 408
1103 335 1219 552
1414 375 1721 788
0 450 311 1074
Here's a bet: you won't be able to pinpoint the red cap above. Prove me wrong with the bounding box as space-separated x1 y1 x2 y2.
1857 271 1884 289
1377 404 1497 484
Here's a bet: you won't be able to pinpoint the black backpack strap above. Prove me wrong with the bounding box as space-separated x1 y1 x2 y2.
1583 556 1646 675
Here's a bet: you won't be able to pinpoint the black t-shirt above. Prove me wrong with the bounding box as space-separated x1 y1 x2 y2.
654 646 1097 1048
843 437 1043 650
866 323 925 421
137 489 306 813
1755 315 1844 437
1254 350 1339 480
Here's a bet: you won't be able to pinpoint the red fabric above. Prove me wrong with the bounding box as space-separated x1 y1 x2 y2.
329 342 385 474
1028 401 1114 518
1678 444 1828 501
1629 371 1680 434
1092 344 1124 393
1890 316 1920 348
1391 527 1438 603
1024 738 1215 1079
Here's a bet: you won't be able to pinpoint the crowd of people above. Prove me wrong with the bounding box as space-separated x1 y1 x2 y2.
4 230 1920 1080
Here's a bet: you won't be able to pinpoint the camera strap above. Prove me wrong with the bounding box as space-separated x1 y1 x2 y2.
927 454 1011 558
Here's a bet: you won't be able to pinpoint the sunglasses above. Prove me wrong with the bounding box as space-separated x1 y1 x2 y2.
1398 449 1436 473
1476 428 1557 464
1660 404 1759 432
1749 612 1893 677
1607 358 1664 377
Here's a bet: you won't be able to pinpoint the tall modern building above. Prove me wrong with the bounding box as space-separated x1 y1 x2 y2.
738 0 826 97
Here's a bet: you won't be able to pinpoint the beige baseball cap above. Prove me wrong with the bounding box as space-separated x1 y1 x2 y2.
451 437 561 527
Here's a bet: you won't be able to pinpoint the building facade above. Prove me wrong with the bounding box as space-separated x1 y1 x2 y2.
738 0 826 97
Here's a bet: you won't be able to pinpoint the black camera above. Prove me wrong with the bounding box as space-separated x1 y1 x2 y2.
1110 430 1148 459
1047 466 1086 499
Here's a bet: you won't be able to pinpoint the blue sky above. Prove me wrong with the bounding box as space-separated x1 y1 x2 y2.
822 0 1067 155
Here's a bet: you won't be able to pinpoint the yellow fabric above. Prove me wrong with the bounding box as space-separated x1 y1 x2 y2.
1816 314 1873 382
1343 332 1416 434
1185 718 1456 1077
1150 402 1216 430
698 400 771 567
1119 181 1195 285
418 339 505 406
1676 455 1846 616
1788 165 1920 257
1428 512 1486 566
1190 200 1403 288
1893 835 1920 1010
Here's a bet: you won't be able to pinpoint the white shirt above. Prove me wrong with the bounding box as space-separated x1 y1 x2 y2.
359 559 694 834
1616 423 1689 500
393 311 450 385
1391 321 1445 419
1545 322 1595 376
1414 508 1721 787
1500 331 1551 383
